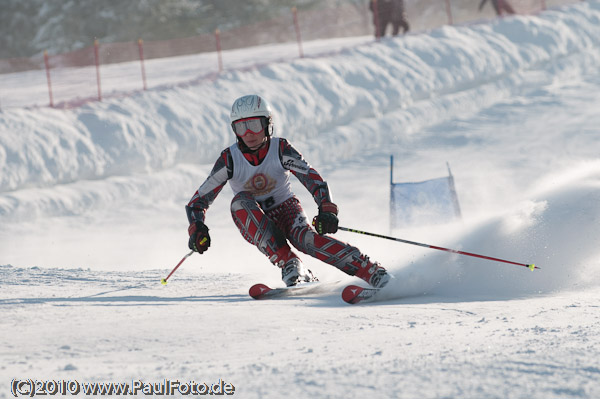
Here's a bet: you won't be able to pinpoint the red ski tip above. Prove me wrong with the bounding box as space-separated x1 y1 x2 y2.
249 283 272 299
341 284 365 304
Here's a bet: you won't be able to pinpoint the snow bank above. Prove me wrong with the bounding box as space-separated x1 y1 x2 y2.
1 2 600 193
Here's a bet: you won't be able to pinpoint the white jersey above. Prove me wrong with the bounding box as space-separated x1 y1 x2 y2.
229 138 293 211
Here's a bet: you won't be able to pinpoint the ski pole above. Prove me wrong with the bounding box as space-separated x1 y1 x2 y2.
338 226 538 271
160 250 194 285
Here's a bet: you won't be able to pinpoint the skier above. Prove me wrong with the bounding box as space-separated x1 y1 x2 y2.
369 0 410 38
186 94 391 288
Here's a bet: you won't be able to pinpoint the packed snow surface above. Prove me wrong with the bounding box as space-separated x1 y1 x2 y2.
1 2 600 398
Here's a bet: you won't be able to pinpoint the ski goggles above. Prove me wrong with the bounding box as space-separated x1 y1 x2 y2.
232 117 266 137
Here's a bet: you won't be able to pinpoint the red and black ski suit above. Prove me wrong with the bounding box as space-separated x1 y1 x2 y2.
186 137 380 283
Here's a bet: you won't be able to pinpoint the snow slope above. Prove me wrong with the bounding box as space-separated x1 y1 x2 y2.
1 2 600 398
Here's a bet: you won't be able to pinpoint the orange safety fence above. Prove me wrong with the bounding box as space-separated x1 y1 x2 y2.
0 0 583 109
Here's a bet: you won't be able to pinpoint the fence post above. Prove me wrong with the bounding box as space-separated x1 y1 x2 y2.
215 29 223 73
372 0 381 41
43 50 54 107
445 0 453 25
93 39 102 101
138 39 148 90
292 7 304 58
540 0 546 11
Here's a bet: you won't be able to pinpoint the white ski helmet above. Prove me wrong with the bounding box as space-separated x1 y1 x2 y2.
230 94 274 136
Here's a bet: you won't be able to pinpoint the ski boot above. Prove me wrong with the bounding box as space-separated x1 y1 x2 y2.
281 257 317 287
368 265 390 288
354 257 390 288
270 245 317 287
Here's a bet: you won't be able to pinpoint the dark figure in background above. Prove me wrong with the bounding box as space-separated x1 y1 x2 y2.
369 0 410 38
478 0 516 16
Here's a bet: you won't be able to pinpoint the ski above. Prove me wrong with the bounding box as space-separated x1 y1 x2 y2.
249 281 336 300
341 284 381 304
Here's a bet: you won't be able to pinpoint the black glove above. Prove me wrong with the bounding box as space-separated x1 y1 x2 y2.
188 221 211 253
312 201 339 235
